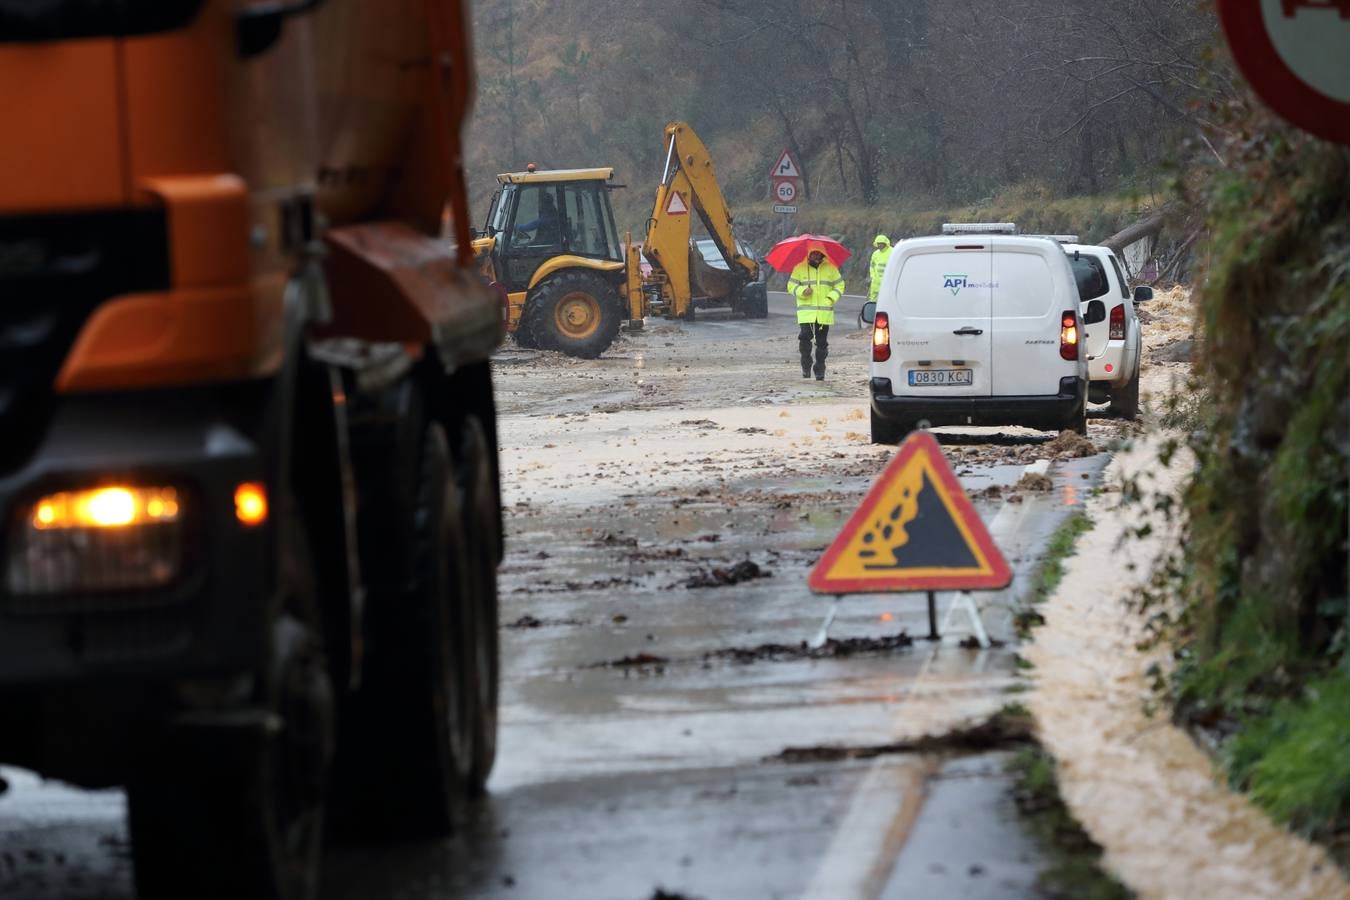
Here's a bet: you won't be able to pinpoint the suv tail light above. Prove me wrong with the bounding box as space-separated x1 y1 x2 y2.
1059 310 1079 360
1109 303 1126 340
873 312 891 362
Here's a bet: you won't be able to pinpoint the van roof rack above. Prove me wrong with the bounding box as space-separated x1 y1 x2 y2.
1043 234 1080 244
941 222 1017 235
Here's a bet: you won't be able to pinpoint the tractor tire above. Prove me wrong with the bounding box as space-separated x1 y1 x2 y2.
528 271 623 358
453 415 500 795
742 282 769 319
1108 365 1141 420
870 408 908 445
512 315 538 349
128 521 333 900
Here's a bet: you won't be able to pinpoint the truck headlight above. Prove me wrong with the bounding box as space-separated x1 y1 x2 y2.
7 485 185 595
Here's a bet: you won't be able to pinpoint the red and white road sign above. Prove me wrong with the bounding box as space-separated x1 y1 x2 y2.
1218 0 1350 145
770 149 802 179
664 190 689 215
773 179 798 203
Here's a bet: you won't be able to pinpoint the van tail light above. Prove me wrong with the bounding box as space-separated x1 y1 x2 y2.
872 312 891 362
1109 303 1126 340
1059 310 1079 360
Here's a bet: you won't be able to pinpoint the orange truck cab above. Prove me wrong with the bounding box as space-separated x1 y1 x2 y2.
0 3 503 897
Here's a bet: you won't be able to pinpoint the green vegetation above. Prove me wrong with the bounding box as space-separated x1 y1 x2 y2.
1014 511 1094 638
1227 673 1350 854
1009 745 1134 900
1136 112 1349 861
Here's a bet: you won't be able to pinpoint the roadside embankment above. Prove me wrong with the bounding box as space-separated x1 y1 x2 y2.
1024 437 1350 900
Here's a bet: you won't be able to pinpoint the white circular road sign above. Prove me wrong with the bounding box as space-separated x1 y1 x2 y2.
1219 0 1350 144
774 179 798 203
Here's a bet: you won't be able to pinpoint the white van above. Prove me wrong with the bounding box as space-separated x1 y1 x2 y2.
864 226 1088 444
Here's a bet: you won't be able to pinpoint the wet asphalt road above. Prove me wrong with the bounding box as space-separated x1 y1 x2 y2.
1 296 1112 900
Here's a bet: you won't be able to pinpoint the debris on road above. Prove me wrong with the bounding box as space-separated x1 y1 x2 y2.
587 632 916 672
604 653 669 669
592 532 639 547
766 712 1032 763
1043 430 1098 459
507 614 587 629
683 560 771 588
1016 472 1054 492
650 889 703 900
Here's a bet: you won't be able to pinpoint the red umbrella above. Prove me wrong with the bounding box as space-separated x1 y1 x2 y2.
764 233 851 273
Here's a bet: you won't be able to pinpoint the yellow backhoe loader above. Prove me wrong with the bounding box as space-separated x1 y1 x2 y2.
473 122 766 358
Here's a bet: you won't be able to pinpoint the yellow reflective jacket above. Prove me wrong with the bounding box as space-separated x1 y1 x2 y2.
868 238 892 302
788 259 844 325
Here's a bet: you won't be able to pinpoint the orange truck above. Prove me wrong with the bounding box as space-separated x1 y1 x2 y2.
0 2 501 897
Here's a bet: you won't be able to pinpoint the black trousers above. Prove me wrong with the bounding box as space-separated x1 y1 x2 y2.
799 323 829 374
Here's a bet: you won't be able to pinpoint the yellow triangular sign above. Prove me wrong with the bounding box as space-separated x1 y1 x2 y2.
809 431 1012 594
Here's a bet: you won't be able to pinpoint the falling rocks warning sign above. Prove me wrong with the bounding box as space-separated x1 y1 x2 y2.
809 431 1012 594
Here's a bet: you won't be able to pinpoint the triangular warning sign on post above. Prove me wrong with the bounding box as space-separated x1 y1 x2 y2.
809 431 1011 594
665 190 689 215
771 149 802 179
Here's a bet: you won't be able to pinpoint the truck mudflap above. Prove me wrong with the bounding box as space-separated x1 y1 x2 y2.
322 221 504 371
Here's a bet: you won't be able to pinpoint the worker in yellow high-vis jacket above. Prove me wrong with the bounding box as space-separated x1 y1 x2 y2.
868 235 892 303
787 244 845 380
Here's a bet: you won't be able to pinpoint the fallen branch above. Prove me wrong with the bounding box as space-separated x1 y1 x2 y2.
1102 211 1167 254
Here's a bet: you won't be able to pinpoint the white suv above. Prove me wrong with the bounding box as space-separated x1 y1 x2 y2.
1063 243 1149 419
864 225 1088 444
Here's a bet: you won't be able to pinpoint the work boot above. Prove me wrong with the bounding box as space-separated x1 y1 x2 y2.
801 362 811 378
814 365 825 381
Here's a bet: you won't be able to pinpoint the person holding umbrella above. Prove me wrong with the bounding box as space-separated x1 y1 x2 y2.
767 235 849 380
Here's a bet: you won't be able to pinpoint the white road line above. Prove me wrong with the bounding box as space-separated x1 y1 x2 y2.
800 644 942 900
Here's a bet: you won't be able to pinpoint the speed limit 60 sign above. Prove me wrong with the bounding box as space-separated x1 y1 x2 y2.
1219 0 1350 144
773 179 798 204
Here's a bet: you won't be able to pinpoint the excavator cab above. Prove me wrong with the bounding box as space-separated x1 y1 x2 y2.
474 168 628 357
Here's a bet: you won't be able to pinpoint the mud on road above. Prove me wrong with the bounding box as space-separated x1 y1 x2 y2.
2 296 1196 899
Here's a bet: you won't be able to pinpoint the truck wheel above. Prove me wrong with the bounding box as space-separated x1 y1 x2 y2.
129 527 333 900
529 271 622 358
454 415 500 795
870 409 907 445
1108 366 1141 420
742 283 769 319
380 421 476 834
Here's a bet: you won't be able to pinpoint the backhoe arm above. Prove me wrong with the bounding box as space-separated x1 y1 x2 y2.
643 122 758 317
